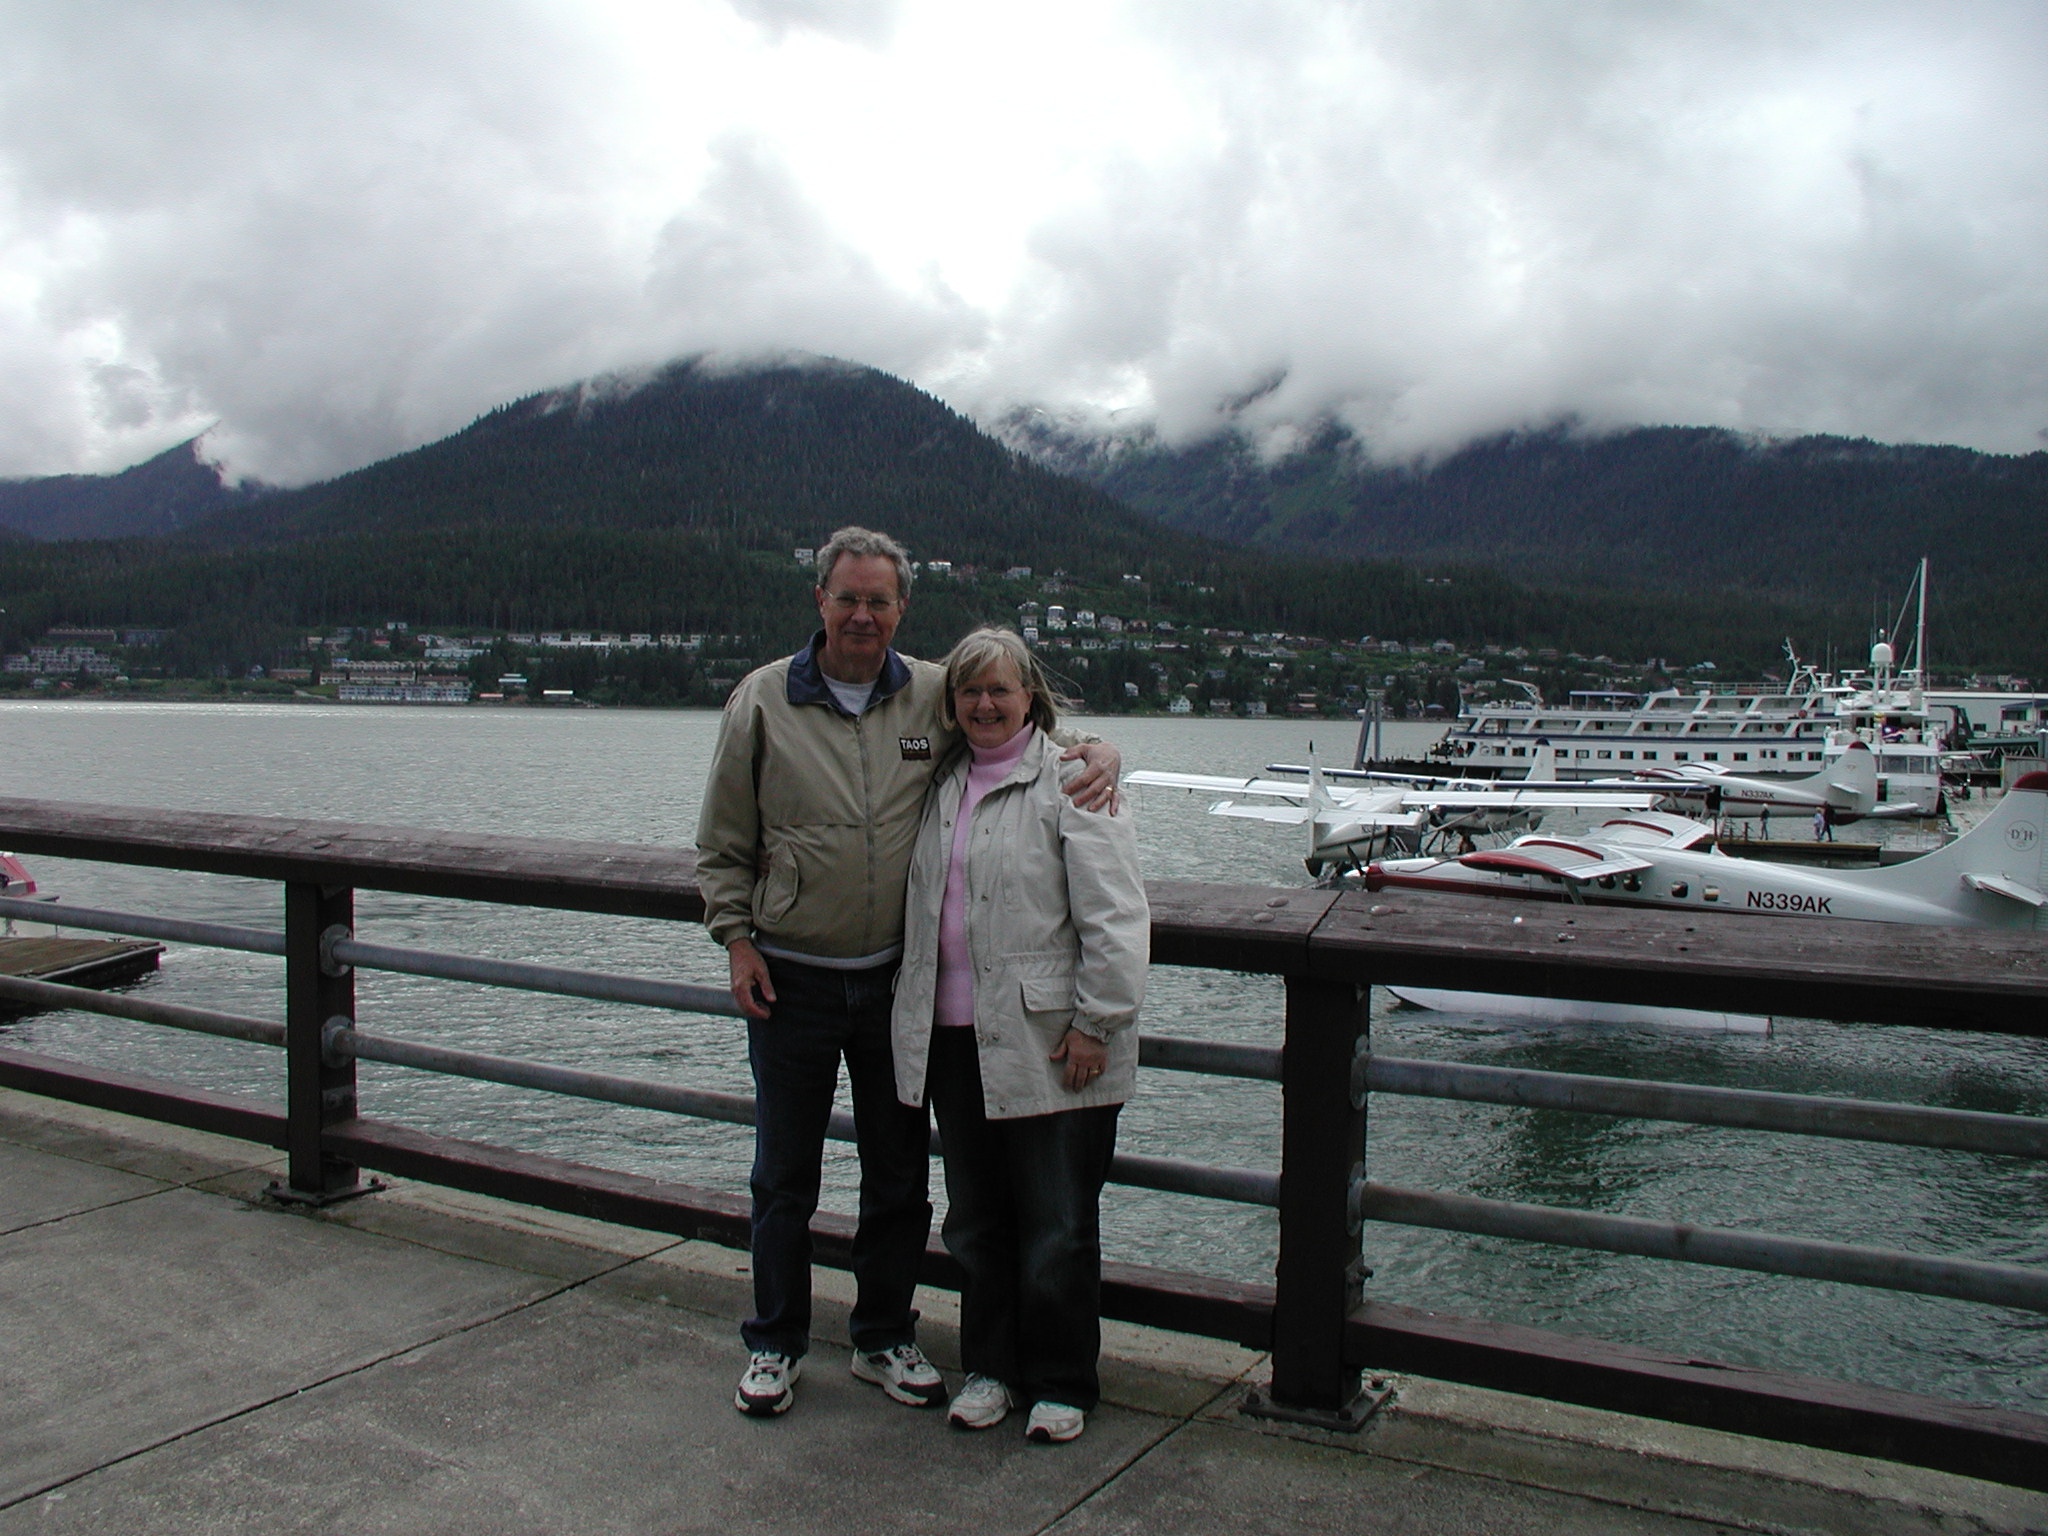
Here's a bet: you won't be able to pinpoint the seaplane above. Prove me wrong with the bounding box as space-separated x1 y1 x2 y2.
1361 767 2045 1034
1362 771 2048 931
1582 740 1903 823
1124 744 1668 878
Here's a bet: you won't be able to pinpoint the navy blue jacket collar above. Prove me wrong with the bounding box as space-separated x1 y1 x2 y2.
787 630 914 714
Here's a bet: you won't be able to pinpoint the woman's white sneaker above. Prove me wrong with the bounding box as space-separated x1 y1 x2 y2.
1024 1401 1086 1443
947 1374 1013 1430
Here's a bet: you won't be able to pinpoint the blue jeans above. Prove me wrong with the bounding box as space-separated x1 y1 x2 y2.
742 955 933 1359
925 1025 1120 1410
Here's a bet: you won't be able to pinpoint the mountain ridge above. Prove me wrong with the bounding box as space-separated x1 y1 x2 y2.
0 359 2036 680
1008 413 2048 604
0 437 261 541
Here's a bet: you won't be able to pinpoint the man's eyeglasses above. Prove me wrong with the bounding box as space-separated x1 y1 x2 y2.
825 592 901 613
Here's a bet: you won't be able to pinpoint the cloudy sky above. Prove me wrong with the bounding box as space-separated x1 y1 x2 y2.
2 0 2044 484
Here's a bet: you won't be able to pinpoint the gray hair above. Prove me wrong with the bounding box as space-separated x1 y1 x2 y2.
815 526 913 600
941 627 1058 734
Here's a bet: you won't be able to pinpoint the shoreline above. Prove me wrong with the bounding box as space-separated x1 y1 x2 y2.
0 690 1388 723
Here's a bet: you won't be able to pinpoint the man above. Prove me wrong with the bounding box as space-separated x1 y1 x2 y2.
696 526 1121 1418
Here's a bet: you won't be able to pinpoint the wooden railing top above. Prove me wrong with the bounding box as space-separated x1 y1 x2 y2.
3 798 2042 1035
0 797 701 921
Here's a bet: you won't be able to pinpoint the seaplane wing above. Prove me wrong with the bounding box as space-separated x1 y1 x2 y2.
1209 800 1430 829
1271 739 1571 790
1124 771 1314 802
1209 802 1312 825
1456 839 1656 883
1130 769 1423 816
1592 812 1717 849
1271 763 1490 788
1395 788 1659 812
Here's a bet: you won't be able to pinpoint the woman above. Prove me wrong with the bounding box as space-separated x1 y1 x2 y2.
891 627 1148 1444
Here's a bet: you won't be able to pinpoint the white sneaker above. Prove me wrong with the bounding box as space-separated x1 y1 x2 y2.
734 1351 801 1416
850 1342 947 1407
947 1373 1013 1430
1025 1400 1085 1443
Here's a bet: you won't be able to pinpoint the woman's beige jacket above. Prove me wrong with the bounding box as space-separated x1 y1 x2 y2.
891 729 1148 1120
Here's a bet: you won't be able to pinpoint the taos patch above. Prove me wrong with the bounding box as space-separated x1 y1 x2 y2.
899 736 933 761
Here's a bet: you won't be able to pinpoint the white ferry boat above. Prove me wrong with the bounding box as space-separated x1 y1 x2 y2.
1433 680 1840 774
1429 562 1950 814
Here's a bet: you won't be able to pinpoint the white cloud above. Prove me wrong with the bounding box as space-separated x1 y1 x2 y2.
0 0 2042 483
727 0 902 48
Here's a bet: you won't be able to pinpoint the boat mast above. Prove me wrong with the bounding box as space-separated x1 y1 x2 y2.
1913 555 1928 696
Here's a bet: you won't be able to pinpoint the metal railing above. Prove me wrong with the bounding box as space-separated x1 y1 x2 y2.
8 889 2043 1304
0 797 2044 1489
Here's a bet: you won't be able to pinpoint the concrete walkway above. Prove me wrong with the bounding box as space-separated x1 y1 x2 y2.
2 1087 2041 1535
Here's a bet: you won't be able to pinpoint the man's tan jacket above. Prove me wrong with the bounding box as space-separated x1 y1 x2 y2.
696 636 951 962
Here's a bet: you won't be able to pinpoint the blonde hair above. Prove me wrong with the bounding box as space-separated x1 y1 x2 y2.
942 627 1058 734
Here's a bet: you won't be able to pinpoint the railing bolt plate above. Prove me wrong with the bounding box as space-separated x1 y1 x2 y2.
264 1176 387 1209
318 924 353 977
1240 1376 1394 1433
320 1015 356 1068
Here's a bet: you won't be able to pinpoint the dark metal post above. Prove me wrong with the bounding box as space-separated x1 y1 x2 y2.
1247 973 1383 1428
272 880 374 1203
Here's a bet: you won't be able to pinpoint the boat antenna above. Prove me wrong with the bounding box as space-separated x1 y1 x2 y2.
1879 559 1925 688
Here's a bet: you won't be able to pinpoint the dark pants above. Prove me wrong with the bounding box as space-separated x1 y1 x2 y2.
925 1026 1120 1411
742 955 933 1359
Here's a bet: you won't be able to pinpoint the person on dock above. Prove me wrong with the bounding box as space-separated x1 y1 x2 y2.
696 527 1122 1420
1813 805 1835 842
890 628 1148 1446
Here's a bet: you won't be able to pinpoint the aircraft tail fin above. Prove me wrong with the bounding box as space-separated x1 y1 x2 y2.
1813 740 1878 813
1868 772 2047 919
1307 757 1337 865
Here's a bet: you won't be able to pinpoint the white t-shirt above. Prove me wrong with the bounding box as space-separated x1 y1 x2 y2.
824 675 876 716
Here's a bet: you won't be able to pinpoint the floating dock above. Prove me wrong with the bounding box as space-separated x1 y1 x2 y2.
0 936 163 1011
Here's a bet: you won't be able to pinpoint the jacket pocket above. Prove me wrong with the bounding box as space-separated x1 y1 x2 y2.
1019 975 1076 1012
756 845 800 927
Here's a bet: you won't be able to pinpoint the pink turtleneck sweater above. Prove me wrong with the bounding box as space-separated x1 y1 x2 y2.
934 724 1037 1028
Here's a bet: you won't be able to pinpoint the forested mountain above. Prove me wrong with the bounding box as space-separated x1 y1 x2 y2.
5 360 1629 665
0 438 258 541
1013 415 2048 671
0 358 2034 683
